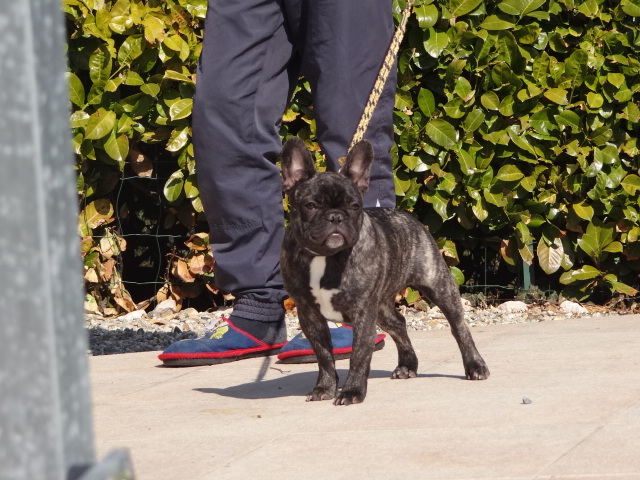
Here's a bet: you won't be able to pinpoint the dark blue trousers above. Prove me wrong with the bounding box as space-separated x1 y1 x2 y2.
193 0 397 306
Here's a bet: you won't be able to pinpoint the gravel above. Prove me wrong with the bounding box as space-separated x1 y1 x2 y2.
86 299 612 356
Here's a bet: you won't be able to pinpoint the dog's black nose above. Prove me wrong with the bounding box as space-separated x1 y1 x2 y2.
327 212 343 224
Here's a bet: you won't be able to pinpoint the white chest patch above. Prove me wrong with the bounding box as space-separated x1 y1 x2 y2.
309 256 343 322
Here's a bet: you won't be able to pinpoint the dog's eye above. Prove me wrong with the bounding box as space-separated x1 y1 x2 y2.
305 202 318 210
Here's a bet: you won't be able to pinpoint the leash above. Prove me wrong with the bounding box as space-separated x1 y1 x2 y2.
348 0 414 152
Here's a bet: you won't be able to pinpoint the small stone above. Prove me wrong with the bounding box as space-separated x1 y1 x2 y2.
150 299 178 318
176 307 198 319
498 301 528 313
461 298 473 312
559 300 588 314
119 309 146 323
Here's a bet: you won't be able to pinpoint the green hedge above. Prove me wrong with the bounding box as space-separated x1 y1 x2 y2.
64 0 640 314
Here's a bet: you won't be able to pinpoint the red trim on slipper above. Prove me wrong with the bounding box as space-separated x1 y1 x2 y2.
158 342 286 361
277 334 386 360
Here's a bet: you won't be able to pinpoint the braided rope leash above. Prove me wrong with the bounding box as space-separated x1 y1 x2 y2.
348 0 414 152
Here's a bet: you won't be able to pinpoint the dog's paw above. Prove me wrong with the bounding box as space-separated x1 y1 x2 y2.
391 365 417 379
465 360 490 380
334 389 366 406
306 387 335 402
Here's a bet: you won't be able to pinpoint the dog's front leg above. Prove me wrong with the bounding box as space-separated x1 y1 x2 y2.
297 304 338 401
334 315 376 406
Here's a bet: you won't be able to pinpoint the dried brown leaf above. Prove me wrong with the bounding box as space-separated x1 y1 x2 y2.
129 149 154 177
173 259 196 282
185 232 209 251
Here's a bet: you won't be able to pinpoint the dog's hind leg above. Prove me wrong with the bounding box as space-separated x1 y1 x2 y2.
416 272 490 380
377 302 418 379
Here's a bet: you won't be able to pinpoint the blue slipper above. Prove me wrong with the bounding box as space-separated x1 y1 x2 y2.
277 324 386 364
158 318 286 367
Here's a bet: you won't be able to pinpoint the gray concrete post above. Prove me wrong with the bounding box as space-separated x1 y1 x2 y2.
0 1 95 479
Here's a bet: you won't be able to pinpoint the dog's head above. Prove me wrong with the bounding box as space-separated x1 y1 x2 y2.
281 137 373 256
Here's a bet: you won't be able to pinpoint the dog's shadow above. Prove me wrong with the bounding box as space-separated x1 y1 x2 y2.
194 366 464 400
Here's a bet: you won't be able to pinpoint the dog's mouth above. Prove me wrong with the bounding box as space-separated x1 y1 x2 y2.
324 232 346 249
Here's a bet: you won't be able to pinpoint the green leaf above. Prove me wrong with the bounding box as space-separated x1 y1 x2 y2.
395 175 411 196
497 0 545 16
163 34 184 52
587 92 604 109
457 150 476 175
402 155 428 173
564 50 588 87
607 73 625 88
454 77 472 100
169 98 193 121
462 109 484 132
404 287 421 304
555 110 581 130
117 34 144 66
81 199 115 230
621 174 640 195
70 111 90 129
141 83 161 97
588 126 612 146
495 164 524 182
480 92 500 110
622 0 640 16
499 95 515 116
191 196 204 213
608 280 639 296
537 237 563 275
472 198 489 221
507 127 534 154
424 28 450 58
84 109 116 140
484 188 508 207
143 14 166 44
586 222 614 252
103 133 129 162
544 88 568 105
573 201 594 221
184 174 199 199
559 265 601 284
425 119 457 149
450 266 465 286
414 4 439 28
163 170 185 203
423 191 451 220
164 70 194 83
166 127 190 152
417 88 436 116
447 0 483 17
479 15 515 30
529 109 556 135
68 72 85 107
89 45 112 88
578 0 599 15
603 241 623 253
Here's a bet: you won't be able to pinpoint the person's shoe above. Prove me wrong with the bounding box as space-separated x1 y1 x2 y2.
158 317 286 367
277 324 386 364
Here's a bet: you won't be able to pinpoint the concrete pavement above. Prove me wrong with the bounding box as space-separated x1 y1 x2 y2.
89 314 640 480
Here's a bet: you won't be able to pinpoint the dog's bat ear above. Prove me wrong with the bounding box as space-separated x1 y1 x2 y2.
281 137 316 193
341 140 373 193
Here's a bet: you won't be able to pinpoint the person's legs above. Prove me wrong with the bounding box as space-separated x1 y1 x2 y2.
160 0 298 365
275 1 398 363
192 0 297 339
303 0 396 208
